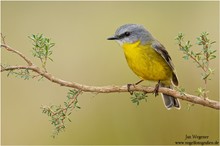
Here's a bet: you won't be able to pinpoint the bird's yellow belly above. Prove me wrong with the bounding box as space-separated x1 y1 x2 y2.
122 42 172 82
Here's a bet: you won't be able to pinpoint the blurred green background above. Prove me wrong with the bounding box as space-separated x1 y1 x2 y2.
1 1 219 145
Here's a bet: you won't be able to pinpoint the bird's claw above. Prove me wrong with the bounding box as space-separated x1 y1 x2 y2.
153 80 161 97
127 80 144 95
127 84 134 95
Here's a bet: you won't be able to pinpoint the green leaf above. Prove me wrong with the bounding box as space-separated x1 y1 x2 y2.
48 57 54 62
210 55 216 60
182 55 189 60
208 68 215 74
210 41 216 44
64 102 68 108
210 50 217 54
76 106 81 109
68 118 72 122
175 32 184 42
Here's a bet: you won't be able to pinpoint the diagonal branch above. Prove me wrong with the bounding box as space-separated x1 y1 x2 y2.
1 44 33 66
1 44 219 110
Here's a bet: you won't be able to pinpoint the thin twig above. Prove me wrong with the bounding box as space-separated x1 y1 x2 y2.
178 43 206 72
1 44 33 66
1 33 6 44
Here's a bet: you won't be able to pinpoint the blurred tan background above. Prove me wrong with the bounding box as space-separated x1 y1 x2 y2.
1 1 219 145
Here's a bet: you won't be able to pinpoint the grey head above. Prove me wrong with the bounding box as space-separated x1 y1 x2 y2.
107 24 154 45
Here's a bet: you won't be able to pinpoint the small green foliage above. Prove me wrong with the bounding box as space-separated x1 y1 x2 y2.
130 92 148 106
176 32 216 98
41 89 82 138
175 86 186 96
7 69 30 80
186 103 195 111
1 64 43 81
196 87 209 98
28 34 55 71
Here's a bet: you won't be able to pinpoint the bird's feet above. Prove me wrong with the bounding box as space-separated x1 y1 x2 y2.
153 80 161 97
127 84 134 95
127 80 144 95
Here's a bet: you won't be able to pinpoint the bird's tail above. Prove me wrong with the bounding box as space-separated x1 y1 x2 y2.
161 84 181 110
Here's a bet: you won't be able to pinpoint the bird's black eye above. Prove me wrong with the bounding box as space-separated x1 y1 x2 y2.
124 31 130 37
118 31 131 39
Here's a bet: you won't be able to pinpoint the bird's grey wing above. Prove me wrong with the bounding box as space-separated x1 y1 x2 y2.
152 41 179 86
151 41 175 70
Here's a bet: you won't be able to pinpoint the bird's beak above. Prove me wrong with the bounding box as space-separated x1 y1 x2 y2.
107 36 119 40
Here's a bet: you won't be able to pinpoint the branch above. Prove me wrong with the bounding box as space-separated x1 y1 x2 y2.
1 44 33 66
1 44 219 110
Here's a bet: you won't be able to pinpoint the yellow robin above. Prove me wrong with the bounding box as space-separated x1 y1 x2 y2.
108 24 180 110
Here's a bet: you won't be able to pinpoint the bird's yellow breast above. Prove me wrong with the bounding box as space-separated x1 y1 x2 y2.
122 41 172 82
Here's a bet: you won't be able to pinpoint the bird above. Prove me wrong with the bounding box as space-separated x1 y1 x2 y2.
107 24 180 110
